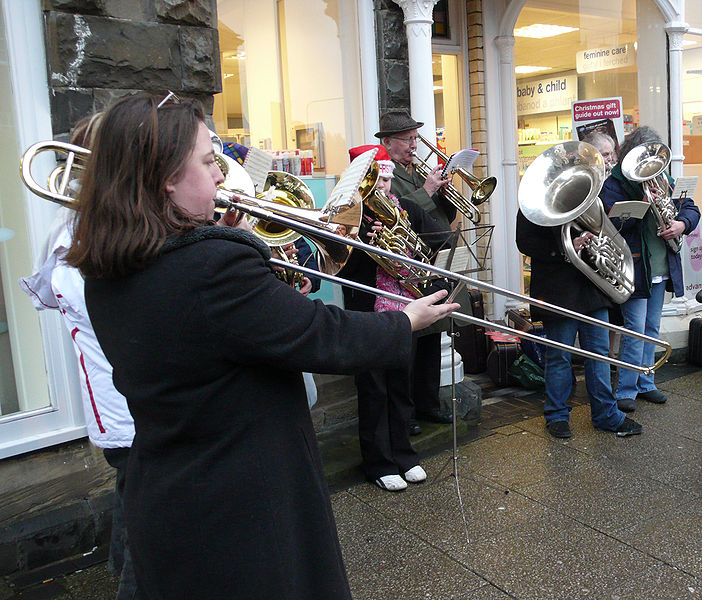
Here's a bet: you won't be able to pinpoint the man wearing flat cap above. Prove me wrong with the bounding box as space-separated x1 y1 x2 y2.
376 110 455 230
375 110 454 426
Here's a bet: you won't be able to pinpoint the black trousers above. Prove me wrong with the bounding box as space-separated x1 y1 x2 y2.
103 447 141 600
411 332 442 415
355 362 419 481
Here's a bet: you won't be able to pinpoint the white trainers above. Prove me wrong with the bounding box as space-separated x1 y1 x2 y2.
375 474 408 492
404 465 427 483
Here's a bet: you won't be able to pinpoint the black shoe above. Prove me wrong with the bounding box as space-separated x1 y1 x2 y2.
416 409 453 424
547 421 572 438
638 389 667 404
408 419 422 436
617 398 636 413
616 417 643 437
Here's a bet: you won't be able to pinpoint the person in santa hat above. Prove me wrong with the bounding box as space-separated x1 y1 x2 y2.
340 144 449 491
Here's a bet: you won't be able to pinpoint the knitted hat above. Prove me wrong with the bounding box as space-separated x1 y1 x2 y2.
349 144 395 178
374 110 423 138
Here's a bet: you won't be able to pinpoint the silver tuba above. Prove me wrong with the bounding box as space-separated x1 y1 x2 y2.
518 141 635 304
620 142 681 253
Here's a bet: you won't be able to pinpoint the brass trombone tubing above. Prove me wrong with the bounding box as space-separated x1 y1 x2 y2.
270 258 665 375
217 191 671 375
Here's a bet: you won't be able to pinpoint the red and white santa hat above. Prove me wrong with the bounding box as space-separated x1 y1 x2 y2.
348 144 395 179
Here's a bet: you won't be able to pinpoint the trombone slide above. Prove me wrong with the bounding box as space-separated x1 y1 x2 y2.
221 190 670 375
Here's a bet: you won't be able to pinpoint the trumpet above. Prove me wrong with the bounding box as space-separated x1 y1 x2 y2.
620 142 682 253
19 140 671 376
411 133 497 224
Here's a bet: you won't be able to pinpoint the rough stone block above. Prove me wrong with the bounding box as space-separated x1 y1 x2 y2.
16 502 94 571
379 11 407 61
48 13 182 90
156 0 216 27
49 88 94 137
48 0 105 13
104 0 155 21
179 26 221 93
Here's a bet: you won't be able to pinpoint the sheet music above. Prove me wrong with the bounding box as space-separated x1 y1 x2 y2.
325 148 378 208
441 148 479 177
434 246 474 274
608 200 649 221
672 176 698 200
243 147 274 193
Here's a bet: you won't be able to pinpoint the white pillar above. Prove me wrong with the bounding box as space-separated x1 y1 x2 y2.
665 22 688 179
494 34 522 315
393 0 463 383
393 0 439 145
664 22 695 314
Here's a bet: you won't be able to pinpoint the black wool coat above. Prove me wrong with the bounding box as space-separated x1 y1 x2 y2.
516 210 613 322
85 227 412 600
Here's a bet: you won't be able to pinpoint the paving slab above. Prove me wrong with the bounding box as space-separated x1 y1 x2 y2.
346 453 555 550
597 560 701 600
657 369 702 400
450 515 658 600
517 455 695 534
616 499 702 579
332 491 488 600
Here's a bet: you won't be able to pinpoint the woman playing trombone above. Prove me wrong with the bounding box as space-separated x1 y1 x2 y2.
64 92 458 600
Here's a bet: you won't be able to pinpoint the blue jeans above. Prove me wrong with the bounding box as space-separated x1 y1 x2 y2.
543 308 625 431
616 281 666 400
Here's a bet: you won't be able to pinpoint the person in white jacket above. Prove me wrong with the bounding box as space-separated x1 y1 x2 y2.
20 113 140 599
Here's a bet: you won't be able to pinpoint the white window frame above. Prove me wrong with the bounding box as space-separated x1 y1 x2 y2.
0 0 85 459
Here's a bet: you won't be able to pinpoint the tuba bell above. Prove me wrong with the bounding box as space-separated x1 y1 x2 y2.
620 142 681 253
214 155 362 277
518 141 635 304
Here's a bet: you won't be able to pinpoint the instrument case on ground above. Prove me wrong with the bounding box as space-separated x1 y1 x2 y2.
505 308 546 368
688 318 702 366
453 289 488 374
486 341 521 387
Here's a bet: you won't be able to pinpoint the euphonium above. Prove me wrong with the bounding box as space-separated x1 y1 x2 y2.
215 153 315 288
411 133 497 224
358 162 436 298
620 142 681 253
518 141 635 304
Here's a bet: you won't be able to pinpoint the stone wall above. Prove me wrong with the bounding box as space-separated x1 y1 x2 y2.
374 0 410 112
43 0 220 137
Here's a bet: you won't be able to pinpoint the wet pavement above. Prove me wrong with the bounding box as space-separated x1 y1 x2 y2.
2 363 700 599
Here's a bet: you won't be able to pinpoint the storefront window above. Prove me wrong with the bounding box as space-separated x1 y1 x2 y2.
514 0 667 293
215 0 363 192
681 1 702 297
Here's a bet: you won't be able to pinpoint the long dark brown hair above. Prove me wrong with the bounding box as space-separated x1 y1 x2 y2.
65 93 211 278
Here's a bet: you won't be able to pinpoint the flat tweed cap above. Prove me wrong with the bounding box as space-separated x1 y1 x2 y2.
374 110 424 138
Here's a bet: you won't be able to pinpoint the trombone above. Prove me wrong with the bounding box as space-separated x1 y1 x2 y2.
214 188 670 376
19 140 671 376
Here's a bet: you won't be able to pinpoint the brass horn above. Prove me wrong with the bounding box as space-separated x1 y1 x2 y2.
357 161 436 298
20 140 90 206
518 141 635 304
411 133 497 224
19 140 671 376
620 142 681 253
